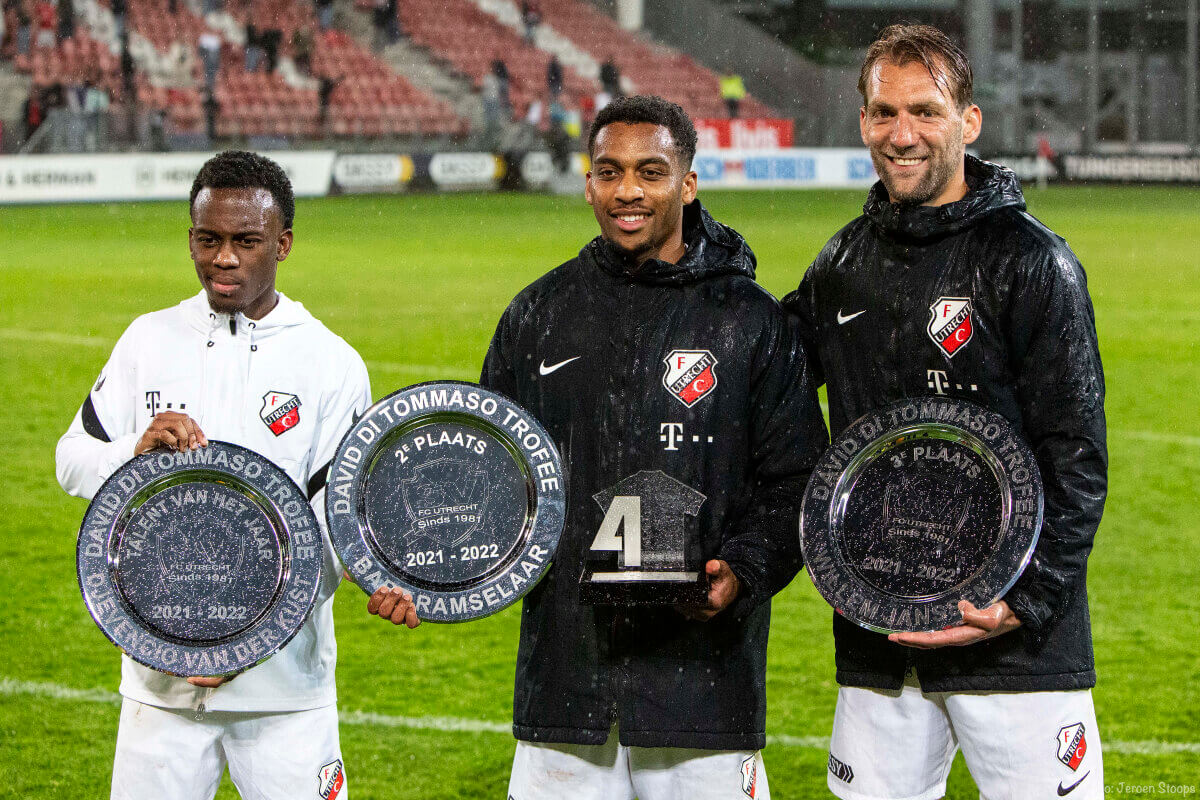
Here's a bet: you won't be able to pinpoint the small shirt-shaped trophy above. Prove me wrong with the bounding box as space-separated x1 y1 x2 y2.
580 470 709 605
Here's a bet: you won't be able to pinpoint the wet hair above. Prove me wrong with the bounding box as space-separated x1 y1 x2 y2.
189 150 295 229
588 95 698 170
859 24 974 110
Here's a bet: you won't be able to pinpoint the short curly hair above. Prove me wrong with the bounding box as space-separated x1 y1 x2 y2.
189 150 296 229
588 95 698 170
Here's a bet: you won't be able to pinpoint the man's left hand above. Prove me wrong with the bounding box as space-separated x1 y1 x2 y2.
187 675 234 688
678 560 740 622
888 600 1021 649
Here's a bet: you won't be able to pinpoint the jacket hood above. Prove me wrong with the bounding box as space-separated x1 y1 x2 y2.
183 290 314 338
864 155 1025 242
581 199 756 286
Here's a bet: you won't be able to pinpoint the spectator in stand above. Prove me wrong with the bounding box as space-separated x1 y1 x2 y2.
546 53 562 101
593 88 611 113
16 1 32 55
719 71 745 118
370 0 398 51
148 103 166 150
546 97 569 172
55 0 72 41
202 88 219 139
524 97 542 127
245 23 262 71
315 0 332 31
317 72 340 132
110 0 125 39
599 55 621 97
520 0 539 44
22 86 44 140
481 68 502 144
198 30 221 90
491 58 510 117
292 25 313 75
83 75 109 151
119 34 135 102
260 25 281 72
33 0 54 48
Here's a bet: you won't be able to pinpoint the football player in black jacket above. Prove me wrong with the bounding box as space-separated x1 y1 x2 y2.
482 95 828 799
784 24 1106 800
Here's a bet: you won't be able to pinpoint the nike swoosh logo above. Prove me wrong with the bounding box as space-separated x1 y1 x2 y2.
1058 771 1091 796
538 356 580 376
837 309 866 325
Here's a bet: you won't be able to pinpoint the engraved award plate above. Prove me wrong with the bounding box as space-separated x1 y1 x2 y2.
77 442 323 676
579 470 710 605
326 381 565 623
800 397 1043 633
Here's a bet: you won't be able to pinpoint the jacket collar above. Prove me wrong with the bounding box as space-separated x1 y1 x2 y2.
581 199 756 286
183 290 312 335
863 155 1026 242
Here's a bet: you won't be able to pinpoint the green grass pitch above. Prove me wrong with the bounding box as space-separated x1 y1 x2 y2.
0 186 1197 798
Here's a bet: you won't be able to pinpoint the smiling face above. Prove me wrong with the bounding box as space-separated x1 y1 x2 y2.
860 58 981 206
189 187 292 320
585 121 697 265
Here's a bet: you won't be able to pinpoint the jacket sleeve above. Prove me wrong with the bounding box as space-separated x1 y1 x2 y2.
719 303 829 617
781 261 826 387
480 300 520 399
55 325 143 500
307 350 372 514
1001 244 1107 646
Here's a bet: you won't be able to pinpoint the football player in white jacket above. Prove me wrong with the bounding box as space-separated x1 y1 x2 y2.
56 151 370 800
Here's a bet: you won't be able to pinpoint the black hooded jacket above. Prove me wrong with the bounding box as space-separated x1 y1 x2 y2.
482 200 828 748
784 156 1107 692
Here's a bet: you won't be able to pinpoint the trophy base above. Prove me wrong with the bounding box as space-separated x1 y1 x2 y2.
579 570 710 605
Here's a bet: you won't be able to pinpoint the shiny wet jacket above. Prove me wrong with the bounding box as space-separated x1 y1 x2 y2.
482 200 828 747
785 156 1107 691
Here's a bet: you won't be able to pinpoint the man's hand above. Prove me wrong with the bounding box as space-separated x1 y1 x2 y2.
677 560 741 622
367 586 421 629
135 412 208 455
888 600 1021 649
186 675 233 688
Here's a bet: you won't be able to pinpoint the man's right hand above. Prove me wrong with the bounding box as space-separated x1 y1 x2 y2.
135 412 208 455
367 586 421 629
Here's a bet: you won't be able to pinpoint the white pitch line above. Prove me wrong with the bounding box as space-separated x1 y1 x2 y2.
3 677 1198 756
1113 429 1200 448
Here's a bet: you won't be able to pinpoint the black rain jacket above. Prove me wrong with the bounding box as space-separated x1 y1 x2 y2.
784 156 1107 692
482 200 828 748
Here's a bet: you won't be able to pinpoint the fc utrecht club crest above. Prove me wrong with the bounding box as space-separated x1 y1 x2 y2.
317 759 344 799
663 350 718 408
739 754 758 798
260 391 301 436
1056 722 1088 771
928 297 974 357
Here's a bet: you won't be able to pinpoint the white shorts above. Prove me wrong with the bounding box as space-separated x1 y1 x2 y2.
111 699 347 800
509 726 769 800
827 679 1103 800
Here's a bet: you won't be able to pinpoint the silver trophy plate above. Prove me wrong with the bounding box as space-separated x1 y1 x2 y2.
76 441 323 676
800 397 1044 633
326 381 565 622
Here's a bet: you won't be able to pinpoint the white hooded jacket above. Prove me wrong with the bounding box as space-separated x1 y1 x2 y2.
57 290 371 713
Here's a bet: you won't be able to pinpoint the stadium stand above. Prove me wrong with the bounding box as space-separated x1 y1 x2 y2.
2 0 775 148
529 0 773 119
392 0 595 121
382 0 774 123
6 0 466 142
